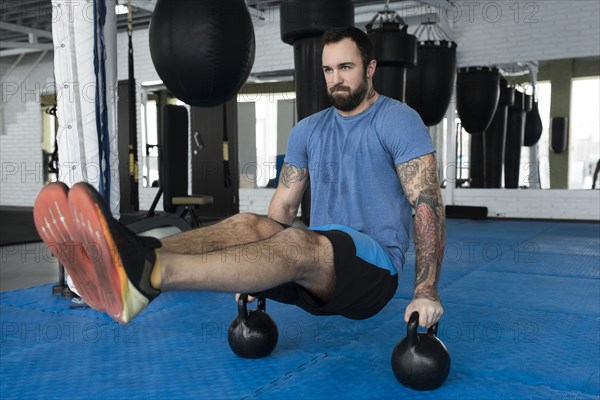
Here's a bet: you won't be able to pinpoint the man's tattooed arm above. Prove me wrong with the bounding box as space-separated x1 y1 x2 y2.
396 153 446 302
280 163 308 188
267 163 309 225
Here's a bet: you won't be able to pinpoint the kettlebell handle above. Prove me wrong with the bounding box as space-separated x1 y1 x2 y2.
407 311 439 347
237 294 267 323
237 294 249 324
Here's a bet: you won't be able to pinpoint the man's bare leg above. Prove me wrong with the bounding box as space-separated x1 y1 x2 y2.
35 182 334 323
160 213 285 254
156 227 335 303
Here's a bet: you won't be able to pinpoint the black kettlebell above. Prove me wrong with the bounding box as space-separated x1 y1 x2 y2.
391 311 451 391
227 294 278 359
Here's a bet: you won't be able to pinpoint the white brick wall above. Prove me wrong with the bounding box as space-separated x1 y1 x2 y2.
1 52 55 206
451 0 600 66
239 188 276 215
251 8 294 74
447 188 600 220
0 101 45 206
240 187 600 221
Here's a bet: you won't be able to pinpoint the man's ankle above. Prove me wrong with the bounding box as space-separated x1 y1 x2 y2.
150 252 162 290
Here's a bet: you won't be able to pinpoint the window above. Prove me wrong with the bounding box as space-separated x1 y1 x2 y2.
141 93 159 187
237 91 296 188
140 87 183 188
519 81 551 189
569 77 600 189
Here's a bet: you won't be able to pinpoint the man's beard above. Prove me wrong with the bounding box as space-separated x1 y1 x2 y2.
327 75 369 112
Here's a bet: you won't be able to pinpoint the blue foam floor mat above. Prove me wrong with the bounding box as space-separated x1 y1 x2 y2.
1 219 599 399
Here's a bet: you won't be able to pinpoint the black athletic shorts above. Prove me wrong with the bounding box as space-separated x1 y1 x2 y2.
252 226 398 320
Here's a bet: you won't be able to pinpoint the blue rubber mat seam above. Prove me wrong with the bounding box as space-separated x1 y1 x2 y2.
244 353 329 399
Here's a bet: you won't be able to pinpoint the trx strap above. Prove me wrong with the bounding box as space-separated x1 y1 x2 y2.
128 0 140 210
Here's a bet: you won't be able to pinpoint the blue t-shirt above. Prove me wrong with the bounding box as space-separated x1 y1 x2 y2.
284 95 435 274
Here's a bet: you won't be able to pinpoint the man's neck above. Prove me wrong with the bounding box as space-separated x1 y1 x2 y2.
337 88 380 117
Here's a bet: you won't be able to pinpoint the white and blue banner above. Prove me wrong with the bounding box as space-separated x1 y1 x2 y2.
51 0 120 218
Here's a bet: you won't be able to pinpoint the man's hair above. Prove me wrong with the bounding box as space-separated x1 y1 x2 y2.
322 27 374 72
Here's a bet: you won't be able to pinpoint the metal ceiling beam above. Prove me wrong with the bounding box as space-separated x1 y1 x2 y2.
1 41 53 50
0 21 53 39
0 48 47 57
128 0 157 14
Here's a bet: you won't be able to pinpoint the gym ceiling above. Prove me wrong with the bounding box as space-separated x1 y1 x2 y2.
0 0 454 57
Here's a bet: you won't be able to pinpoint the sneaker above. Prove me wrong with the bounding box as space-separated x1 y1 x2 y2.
68 182 162 323
33 182 104 311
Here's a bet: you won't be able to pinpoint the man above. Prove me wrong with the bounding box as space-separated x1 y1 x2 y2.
33 27 445 329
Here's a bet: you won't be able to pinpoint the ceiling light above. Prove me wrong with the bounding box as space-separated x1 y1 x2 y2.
115 5 128 15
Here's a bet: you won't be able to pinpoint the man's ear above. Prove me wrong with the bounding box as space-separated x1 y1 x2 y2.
367 59 377 79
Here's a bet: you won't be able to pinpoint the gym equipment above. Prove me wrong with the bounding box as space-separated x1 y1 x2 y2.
457 67 500 188
228 295 278 359
445 205 488 220
126 0 139 211
524 99 544 147
551 117 568 154
280 0 353 120
484 80 515 188
127 105 214 233
190 100 241 219
391 311 451 391
366 6 417 102
505 90 531 188
149 0 255 107
280 0 354 225
457 67 500 135
469 130 486 187
405 19 457 126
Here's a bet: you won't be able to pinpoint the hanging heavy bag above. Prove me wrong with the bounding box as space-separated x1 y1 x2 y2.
456 67 500 134
524 99 543 146
405 40 457 127
149 0 255 107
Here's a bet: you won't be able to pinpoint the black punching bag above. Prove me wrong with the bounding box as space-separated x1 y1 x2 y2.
149 0 255 107
484 81 514 188
469 133 485 187
504 91 532 188
457 67 500 134
281 0 354 225
368 21 417 102
405 40 457 126
457 67 500 188
551 117 568 154
524 99 543 146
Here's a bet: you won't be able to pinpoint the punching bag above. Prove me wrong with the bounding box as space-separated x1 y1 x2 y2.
457 67 500 188
149 0 255 107
551 117 568 154
484 80 514 188
457 67 500 134
504 91 532 188
281 0 354 225
524 99 543 146
368 21 417 102
469 133 485 187
405 40 457 127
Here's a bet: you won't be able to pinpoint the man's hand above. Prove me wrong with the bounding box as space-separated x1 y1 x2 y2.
396 153 446 329
405 297 443 328
235 293 256 303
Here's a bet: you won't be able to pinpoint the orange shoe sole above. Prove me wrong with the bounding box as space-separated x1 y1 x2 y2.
68 183 145 323
33 182 104 311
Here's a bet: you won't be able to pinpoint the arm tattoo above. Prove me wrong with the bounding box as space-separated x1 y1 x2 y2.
396 154 446 302
281 163 308 188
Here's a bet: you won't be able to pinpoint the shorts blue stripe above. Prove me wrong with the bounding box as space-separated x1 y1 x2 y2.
310 224 397 275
